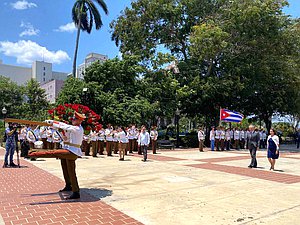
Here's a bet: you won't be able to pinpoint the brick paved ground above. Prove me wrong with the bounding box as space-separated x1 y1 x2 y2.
0 150 143 225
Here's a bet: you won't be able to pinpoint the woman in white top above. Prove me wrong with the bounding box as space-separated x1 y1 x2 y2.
118 127 129 161
267 128 280 171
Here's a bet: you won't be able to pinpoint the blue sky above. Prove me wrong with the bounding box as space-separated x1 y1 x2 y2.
0 0 299 73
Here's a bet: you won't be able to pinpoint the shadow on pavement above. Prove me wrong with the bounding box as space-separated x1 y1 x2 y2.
27 188 113 205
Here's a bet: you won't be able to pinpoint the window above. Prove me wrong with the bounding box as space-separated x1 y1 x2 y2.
43 72 45 76
44 67 46 70
43 78 45 82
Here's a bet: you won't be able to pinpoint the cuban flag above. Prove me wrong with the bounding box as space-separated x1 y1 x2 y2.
220 108 244 123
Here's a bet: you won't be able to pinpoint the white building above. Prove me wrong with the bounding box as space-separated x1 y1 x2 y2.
76 53 108 79
0 60 69 85
40 79 65 103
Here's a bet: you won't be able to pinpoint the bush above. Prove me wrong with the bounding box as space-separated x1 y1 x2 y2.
181 132 198 148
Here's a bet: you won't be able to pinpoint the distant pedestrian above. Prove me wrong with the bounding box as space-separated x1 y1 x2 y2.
3 123 18 168
247 125 260 168
198 126 205 152
150 126 158 154
209 127 215 151
267 128 280 171
138 125 150 162
117 127 128 161
296 129 300 149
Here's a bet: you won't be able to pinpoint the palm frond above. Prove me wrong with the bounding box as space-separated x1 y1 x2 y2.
93 0 108 15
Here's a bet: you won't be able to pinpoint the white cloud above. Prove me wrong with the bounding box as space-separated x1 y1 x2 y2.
20 22 39 37
11 0 37 10
0 40 70 65
54 22 77 33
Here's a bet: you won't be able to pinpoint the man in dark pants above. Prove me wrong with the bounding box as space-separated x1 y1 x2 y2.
247 125 260 168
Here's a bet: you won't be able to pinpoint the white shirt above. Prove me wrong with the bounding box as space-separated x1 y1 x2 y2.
267 135 280 150
118 131 129 143
215 130 221 139
198 130 205 141
138 131 150 146
150 130 158 141
97 130 105 141
234 130 240 140
53 121 84 157
210 130 215 141
225 131 231 141
105 128 113 141
220 130 225 140
90 131 98 141
240 131 245 139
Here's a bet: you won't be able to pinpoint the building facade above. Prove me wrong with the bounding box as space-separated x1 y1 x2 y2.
0 60 69 85
76 53 108 79
40 79 65 104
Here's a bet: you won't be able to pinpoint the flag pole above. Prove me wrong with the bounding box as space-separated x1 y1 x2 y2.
219 107 222 127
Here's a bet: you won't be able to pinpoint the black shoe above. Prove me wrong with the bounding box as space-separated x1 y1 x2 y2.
248 165 253 168
59 186 72 192
119 158 124 161
252 166 257 168
2 163 8 168
129 151 133 153
9 163 18 167
30 158 36 161
65 192 80 200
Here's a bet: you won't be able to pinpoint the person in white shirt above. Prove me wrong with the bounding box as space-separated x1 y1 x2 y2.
117 127 129 161
138 125 150 162
234 128 240 150
239 129 245 149
112 127 119 154
209 127 215 151
29 111 85 200
105 124 113 156
128 124 136 153
90 130 98 157
225 128 231 150
198 126 205 152
215 127 221 151
150 126 158 154
82 131 91 156
220 127 225 151
267 128 280 171
97 128 105 155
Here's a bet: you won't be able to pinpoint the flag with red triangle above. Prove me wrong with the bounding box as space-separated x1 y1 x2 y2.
220 108 244 123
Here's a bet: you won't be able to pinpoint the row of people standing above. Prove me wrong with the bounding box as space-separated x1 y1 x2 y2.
81 124 158 161
207 127 267 151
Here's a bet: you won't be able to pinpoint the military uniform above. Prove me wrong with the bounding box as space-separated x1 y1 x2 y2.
150 128 158 154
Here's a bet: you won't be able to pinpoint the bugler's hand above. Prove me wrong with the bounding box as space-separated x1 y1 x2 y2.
45 120 53 125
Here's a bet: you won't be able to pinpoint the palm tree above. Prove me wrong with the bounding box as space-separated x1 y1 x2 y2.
72 0 108 78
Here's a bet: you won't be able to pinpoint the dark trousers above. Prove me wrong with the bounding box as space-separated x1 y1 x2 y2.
199 140 204 151
141 145 147 161
220 139 225 151
225 140 230 150
60 154 79 193
98 140 104 154
249 147 257 167
91 141 98 157
82 140 90 156
129 139 135 152
106 141 113 156
234 140 239 150
152 140 157 153
215 139 220 150
297 139 300 148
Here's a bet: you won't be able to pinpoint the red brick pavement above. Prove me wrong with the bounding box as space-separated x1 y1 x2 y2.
186 163 300 184
0 156 143 225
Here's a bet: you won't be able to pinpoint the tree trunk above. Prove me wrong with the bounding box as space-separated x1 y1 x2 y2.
72 26 81 78
263 114 272 134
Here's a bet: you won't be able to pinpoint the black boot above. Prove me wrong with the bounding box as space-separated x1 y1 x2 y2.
59 185 72 192
65 192 80 200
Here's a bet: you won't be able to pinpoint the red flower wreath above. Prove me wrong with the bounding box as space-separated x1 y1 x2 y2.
48 103 102 132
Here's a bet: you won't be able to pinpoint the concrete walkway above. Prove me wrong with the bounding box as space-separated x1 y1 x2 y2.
1 146 300 225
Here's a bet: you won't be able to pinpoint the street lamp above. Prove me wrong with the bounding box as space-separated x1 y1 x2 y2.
2 107 7 128
175 108 180 148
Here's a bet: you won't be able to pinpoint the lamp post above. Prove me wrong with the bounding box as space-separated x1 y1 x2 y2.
2 107 7 128
175 108 180 148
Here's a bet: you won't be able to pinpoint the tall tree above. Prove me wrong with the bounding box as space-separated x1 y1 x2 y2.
72 0 108 77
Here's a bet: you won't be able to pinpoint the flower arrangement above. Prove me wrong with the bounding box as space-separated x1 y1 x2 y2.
48 103 102 132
